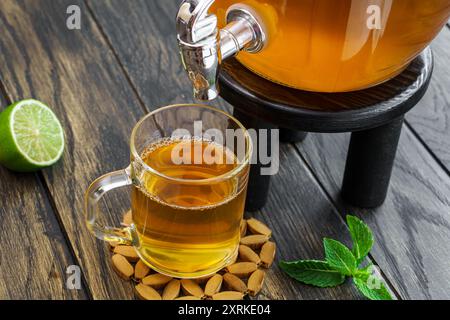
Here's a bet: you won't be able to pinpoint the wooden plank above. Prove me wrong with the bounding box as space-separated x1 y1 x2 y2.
296 127 450 299
86 0 198 107
0 98 87 299
250 145 364 299
0 0 146 299
406 27 450 173
87 0 377 299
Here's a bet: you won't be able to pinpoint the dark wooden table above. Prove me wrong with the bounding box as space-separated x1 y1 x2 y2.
1 0 450 300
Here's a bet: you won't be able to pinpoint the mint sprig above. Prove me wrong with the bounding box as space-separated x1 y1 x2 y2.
346 215 374 265
280 215 393 300
323 238 357 276
279 260 345 288
353 270 392 300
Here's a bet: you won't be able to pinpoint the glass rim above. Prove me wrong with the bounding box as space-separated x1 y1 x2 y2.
130 104 252 184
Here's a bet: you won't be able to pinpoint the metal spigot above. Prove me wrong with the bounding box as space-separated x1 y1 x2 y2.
176 0 267 100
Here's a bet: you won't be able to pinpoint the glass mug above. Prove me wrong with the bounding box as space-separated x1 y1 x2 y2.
85 104 251 278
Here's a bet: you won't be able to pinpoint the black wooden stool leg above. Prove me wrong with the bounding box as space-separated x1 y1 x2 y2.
233 109 274 211
280 128 308 143
341 117 404 208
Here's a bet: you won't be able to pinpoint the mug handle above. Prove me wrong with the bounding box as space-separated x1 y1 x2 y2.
85 166 133 245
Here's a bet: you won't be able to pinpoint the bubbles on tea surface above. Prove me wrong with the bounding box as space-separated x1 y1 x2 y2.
134 137 243 212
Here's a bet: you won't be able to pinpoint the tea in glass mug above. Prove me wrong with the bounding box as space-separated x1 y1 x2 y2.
85 105 251 278
211 0 450 92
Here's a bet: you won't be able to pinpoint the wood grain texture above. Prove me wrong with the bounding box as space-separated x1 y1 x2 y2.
406 27 450 173
86 0 230 111
0 101 87 299
87 0 246 128
0 0 146 299
297 127 450 299
87 0 372 299
248 145 364 299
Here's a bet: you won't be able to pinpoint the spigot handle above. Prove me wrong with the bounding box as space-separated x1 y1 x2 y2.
176 1 267 101
176 0 217 43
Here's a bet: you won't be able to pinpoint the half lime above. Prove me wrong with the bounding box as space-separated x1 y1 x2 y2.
0 99 65 172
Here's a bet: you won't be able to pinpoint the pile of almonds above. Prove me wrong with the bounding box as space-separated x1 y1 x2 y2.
110 211 276 300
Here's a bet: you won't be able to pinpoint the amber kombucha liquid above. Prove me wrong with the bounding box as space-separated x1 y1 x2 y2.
212 0 450 92
131 138 248 278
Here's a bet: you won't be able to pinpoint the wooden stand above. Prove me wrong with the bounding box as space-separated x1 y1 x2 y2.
219 48 434 211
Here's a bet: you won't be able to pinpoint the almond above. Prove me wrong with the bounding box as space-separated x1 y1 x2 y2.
240 235 269 249
247 269 265 296
162 279 181 300
122 210 132 226
142 274 173 289
204 274 223 297
113 246 140 262
260 241 276 268
226 262 258 278
246 218 272 237
223 273 247 293
238 245 261 264
134 260 151 280
181 279 204 298
135 283 161 300
212 291 244 300
240 219 247 238
111 254 134 280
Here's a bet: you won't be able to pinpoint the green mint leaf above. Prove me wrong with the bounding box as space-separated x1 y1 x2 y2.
353 275 393 300
346 215 374 265
355 263 373 278
323 238 357 276
280 260 346 288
